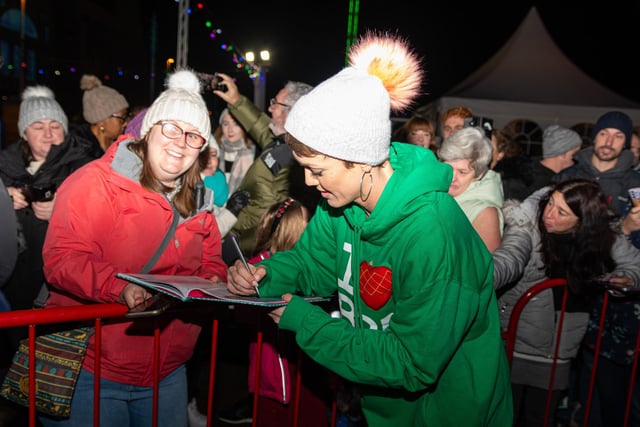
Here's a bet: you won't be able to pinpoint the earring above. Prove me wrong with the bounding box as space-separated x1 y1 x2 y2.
359 169 373 201
99 126 105 132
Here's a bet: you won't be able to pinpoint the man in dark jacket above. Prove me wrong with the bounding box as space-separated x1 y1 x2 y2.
527 124 582 194
212 73 316 256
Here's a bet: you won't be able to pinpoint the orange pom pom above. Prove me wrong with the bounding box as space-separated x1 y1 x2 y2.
348 31 424 113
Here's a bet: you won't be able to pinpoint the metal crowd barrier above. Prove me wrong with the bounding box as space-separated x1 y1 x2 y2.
502 278 640 427
0 302 339 427
7 279 638 427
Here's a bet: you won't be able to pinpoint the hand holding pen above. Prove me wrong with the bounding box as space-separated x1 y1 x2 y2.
227 234 263 296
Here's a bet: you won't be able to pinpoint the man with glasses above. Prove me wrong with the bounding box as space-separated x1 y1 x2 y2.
212 73 314 257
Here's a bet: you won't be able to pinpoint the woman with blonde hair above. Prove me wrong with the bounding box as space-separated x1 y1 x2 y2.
214 108 256 194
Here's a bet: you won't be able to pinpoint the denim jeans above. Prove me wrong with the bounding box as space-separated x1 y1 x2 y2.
39 364 188 427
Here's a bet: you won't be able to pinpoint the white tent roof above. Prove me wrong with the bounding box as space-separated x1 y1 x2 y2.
417 7 640 130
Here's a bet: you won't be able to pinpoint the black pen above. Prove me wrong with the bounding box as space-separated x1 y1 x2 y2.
230 234 260 296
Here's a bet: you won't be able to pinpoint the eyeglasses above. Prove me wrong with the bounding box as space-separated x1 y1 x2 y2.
110 113 129 123
157 121 206 149
269 98 291 109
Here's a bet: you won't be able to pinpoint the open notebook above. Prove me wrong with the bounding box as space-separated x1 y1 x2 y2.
116 273 331 307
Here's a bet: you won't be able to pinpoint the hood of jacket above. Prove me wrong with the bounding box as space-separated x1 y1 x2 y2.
341 142 452 245
572 146 635 176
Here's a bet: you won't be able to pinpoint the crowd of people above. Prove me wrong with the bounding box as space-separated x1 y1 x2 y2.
0 30 639 427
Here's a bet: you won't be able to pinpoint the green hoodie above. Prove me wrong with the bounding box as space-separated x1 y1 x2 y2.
258 142 513 427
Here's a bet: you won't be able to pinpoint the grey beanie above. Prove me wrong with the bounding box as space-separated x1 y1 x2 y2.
591 111 633 148
542 125 582 159
80 74 129 124
18 86 68 136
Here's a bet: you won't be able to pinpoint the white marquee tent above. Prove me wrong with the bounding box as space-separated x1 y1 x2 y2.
416 7 640 133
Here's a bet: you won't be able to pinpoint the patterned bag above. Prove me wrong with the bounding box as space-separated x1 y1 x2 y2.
0 327 93 418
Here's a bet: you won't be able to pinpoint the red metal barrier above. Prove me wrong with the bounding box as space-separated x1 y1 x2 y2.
0 303 338 427
501 278 640 427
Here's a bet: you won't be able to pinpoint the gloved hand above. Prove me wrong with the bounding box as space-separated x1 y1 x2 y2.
226 190 251 217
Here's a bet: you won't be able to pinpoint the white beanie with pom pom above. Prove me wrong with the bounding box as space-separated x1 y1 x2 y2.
284 32 423 165
140 69 211 149
18 85 68 136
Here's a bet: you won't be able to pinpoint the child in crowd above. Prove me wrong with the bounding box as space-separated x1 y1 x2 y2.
215 197 322 425
191 198 330 427
200 136 228 208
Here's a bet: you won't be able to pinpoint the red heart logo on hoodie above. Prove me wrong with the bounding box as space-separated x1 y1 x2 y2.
359 261 392 310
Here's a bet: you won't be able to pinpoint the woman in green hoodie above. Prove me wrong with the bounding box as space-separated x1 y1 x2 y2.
226 32 513 427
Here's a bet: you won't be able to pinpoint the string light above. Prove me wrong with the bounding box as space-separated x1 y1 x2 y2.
1 2 262 82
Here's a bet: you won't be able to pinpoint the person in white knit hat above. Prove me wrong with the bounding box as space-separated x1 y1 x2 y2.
40 69 227 427
226 32 513 427
0 85 95 371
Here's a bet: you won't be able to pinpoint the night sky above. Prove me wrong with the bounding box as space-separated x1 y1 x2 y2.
6 1 640 119
148 1 640 114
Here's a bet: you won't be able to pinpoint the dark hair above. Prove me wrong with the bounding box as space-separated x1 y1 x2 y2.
537 179 616 294
128 136 202 218
392 116 434 142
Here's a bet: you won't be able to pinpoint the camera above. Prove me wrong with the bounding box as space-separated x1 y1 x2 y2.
23 184 56 203
464 116 494 139
196 72 228 93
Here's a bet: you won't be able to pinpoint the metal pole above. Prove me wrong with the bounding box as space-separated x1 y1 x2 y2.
19 0 26 92
254 67 266 112
176 0 189 69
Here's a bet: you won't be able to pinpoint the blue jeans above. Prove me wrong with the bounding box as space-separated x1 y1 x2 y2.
39 364 188 427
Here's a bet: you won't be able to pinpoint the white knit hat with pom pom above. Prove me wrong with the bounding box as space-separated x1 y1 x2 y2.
140 69 211 149
18 85 68 136
284 32 423 165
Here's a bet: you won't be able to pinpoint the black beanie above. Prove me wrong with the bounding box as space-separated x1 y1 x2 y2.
591 111 633 148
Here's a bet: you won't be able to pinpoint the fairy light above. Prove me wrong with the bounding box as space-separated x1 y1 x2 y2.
2 3 268 84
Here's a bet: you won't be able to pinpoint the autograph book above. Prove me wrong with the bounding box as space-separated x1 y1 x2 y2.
116 273 330 307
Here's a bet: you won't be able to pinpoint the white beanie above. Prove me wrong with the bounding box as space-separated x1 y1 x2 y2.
141 69 211 149
285 32 423 165
18 86 68 136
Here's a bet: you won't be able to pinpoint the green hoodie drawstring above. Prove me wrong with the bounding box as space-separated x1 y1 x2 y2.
352 225 368 362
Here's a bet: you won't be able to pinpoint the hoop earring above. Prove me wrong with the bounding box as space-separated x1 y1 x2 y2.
359 170 373 202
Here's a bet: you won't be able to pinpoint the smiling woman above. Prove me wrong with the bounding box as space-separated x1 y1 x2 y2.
40 69 227 427
0 84 96 377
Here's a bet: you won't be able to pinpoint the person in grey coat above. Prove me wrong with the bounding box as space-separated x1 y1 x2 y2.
493 178 640 427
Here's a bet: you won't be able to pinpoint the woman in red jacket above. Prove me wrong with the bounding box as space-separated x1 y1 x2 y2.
41 70 227 427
